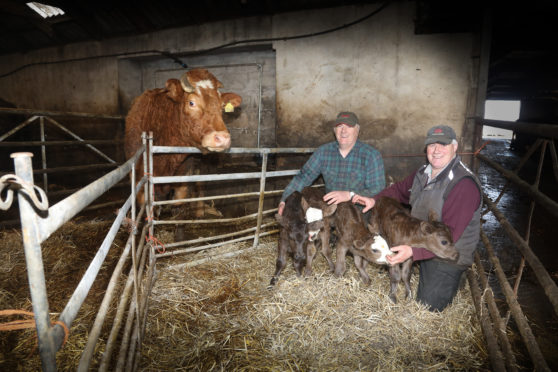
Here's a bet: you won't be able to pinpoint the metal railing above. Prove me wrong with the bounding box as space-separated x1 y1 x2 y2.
0 130 316 371
0 108 126 228
469 118 558 372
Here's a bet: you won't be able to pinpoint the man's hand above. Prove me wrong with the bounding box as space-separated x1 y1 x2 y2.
352 195 375 212
323 190 352 205
386 245 413 265
278 201 285 216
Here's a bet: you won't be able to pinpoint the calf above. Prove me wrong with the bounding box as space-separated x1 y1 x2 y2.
269 191 308 286
333 202 392 285
369 196 458 303
300 187 337 274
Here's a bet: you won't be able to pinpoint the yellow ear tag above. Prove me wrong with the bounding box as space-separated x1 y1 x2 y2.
224 102 234 112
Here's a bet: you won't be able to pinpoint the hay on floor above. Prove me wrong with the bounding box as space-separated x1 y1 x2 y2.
140 239 489 371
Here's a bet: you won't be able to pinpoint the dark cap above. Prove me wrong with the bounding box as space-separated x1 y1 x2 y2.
425 125 457 145
334 111 358 127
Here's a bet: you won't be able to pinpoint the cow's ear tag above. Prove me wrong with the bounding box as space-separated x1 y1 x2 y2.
224 102 234 112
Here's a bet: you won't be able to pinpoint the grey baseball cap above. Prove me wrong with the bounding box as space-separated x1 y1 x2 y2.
334 111 358 127
425 125 457 145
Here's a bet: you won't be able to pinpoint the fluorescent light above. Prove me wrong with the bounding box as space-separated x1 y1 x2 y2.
26 2 65 18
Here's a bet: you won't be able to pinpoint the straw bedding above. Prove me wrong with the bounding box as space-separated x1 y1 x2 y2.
0 217 489 371
140 238 489 371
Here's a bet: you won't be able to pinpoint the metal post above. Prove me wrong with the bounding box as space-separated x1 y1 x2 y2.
11 152 57 372
39 116 48 192
253 152 268 247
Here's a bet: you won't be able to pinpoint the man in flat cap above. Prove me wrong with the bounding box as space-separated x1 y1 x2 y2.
354 125 481 311
278 111 385 215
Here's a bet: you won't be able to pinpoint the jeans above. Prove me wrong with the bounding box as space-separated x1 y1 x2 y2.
416 258 467 312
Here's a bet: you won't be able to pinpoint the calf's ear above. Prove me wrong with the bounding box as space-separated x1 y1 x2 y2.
428 209 439 222
420 221 434 234
367 221 379 234
323 203 337 217
353 239 365 249
301 197 310 212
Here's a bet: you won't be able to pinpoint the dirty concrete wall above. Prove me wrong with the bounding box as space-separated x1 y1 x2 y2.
0 1 477 183
272 2 475 180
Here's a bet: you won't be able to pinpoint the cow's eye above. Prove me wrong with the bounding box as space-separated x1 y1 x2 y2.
441 240 448 245
189 100 195 107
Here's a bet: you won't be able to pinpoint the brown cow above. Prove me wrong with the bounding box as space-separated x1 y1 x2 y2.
368 196 458 303
269 191 308 287
332 202 393 285
125 69 241 231
300 187 337 274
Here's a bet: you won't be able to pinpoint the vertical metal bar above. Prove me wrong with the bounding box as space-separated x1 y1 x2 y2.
148 132 154 240
253 152 268 247
39 116 48 192
256 63 263 148
11 152 57 372
130 158 141 347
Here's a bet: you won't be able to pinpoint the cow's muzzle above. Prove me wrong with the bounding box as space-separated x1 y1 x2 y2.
202 130 231 152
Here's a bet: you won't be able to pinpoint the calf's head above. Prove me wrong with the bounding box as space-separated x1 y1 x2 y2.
300 197 337 241
275 213 308 264
171 69 242 152
352 225 393 264
418 210 458 261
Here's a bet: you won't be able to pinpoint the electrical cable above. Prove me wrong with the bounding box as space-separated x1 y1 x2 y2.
0 1 391 79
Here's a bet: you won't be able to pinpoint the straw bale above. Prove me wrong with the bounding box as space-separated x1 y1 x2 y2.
141 240 489 371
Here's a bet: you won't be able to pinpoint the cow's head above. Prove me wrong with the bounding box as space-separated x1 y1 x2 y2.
167 69 241 152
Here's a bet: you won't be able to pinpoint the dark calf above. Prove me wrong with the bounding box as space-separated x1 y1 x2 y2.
300 187 337 274
369 197 458 303
333 202 392 285
269 191 308 286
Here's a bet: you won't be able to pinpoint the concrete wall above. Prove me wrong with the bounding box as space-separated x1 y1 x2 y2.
0 1 477 182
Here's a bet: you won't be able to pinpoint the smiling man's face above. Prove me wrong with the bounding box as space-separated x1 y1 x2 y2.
334 123 359 150
426 141 458 176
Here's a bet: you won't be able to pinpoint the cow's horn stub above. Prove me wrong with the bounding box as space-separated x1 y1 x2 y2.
179 73 195 93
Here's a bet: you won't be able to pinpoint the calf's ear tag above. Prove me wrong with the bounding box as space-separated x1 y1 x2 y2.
224 102 234 112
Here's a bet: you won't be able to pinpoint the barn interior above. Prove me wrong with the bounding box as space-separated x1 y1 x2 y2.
0 0 558 371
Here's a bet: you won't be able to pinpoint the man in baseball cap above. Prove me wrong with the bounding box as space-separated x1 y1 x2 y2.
353 124 482 311
424 125 457 145
278 110 385 221
334 111 359 127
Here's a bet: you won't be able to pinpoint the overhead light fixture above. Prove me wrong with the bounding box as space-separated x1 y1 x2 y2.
26 2 65 18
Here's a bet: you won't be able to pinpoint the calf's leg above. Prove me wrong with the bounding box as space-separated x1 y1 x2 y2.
388 264 402 303
353 255 371 285
334 241 350 278
269 236 288 287
319 224 335 272
401 259 413 299
304 241 317 276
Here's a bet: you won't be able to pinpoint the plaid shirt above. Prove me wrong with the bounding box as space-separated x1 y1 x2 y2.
281 140 385 201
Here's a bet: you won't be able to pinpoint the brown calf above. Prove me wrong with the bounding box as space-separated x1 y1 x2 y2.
269 191 308 287
369 196 458 303
300 187 337 274
333 202 393 285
